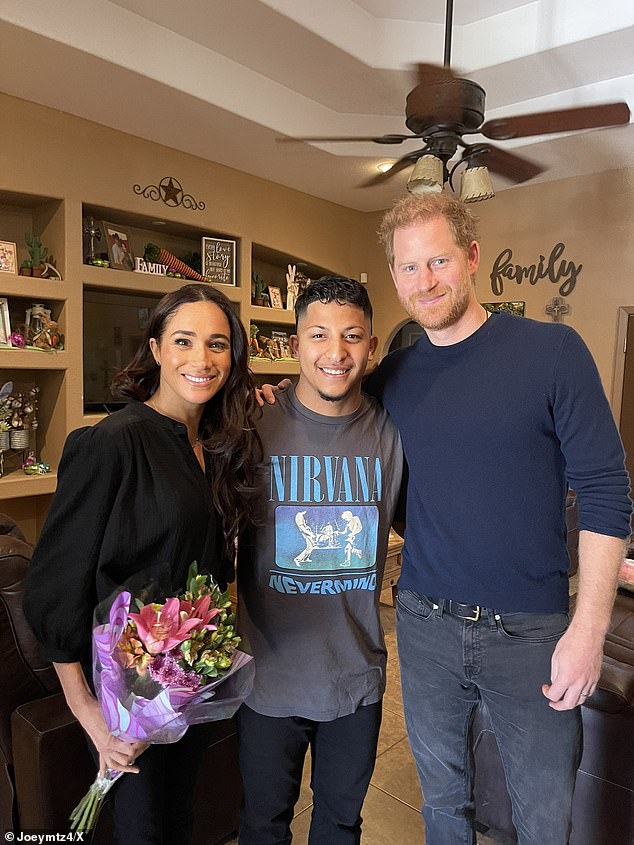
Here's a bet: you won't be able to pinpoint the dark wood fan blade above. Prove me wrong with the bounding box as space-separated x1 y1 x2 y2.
277 133 416 145
413 62 457 87
481 102 631 140
483 145 544 183
359 151 421 188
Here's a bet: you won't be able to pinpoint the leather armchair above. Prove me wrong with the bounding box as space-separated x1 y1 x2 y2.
0 514 241 842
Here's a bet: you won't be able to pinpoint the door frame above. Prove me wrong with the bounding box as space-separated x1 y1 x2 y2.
611 306 634 424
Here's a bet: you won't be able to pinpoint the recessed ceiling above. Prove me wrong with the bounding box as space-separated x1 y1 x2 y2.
0 0 632 212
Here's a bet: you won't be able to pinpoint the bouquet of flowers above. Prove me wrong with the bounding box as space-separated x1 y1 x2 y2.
70 563 254 831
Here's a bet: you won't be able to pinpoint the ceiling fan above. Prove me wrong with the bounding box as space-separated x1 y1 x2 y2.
279 0 630 200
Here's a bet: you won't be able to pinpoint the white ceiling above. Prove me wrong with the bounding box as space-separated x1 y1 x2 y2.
0 0 632 212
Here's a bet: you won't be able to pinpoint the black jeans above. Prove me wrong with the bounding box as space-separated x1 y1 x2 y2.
87 723 210 845
237 701 382 845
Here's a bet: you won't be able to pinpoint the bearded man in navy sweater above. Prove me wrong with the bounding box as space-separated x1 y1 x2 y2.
366 194 631 845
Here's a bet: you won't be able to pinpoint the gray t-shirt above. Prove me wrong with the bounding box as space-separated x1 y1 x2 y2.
238 385 403 720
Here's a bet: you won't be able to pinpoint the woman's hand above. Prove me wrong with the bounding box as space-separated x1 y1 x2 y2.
54 661 148 774
82 696 149 774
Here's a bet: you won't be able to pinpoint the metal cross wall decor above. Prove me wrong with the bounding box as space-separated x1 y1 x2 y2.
545 297 570 322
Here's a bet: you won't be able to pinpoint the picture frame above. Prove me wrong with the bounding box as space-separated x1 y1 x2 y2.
0 241 17 275
482 301 525 317
102 222 135 271
201 236 236 286
0 298 11 345
268 286 283 309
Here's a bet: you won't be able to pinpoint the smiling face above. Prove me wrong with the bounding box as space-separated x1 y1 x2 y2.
291 299 377 416
149 300 232 419
390 216 482 344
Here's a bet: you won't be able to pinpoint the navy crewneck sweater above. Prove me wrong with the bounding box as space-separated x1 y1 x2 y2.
367 312 631 613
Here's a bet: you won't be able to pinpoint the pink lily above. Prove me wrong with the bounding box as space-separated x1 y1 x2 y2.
129 598 202 655
178 595 221 633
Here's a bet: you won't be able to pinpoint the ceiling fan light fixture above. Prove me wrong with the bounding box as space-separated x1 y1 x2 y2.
460 165 495 203
407 155 444 194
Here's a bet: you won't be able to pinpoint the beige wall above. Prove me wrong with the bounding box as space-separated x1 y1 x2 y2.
1 91 374 293
476 167 634 399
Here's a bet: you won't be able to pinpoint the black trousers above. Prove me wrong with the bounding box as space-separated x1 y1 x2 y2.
236 701 382 845
88 723 210 845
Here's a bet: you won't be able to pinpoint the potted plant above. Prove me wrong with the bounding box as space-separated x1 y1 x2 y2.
25 233 49 277
19 259 33 276
252 273 269 307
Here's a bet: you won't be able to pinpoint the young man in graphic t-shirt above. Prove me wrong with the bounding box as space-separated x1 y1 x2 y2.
236 276 403 845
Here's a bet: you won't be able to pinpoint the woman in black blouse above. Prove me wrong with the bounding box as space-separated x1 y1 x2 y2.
25 284 260 844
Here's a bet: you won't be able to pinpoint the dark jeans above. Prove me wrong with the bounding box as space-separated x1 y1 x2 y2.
236 701 382 845
87 723 210 845
396 590 582 845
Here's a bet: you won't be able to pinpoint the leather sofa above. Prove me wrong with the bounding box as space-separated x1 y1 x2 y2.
0 514 241 842
473 590 634 845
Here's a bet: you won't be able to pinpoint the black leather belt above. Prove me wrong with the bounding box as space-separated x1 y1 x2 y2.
431 598 483 621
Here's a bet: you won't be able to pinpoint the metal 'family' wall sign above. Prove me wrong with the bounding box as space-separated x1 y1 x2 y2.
489 243 582 297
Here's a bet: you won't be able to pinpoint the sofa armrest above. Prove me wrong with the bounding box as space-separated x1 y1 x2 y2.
11 693 96 831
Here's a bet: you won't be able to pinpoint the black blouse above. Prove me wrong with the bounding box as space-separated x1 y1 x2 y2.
24 401 230 669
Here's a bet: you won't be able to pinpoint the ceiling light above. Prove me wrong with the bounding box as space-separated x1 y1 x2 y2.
460 165 495 203
407 155 444 194
376 160 396 173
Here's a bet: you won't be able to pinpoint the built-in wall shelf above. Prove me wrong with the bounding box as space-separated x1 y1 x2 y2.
0 469 58 500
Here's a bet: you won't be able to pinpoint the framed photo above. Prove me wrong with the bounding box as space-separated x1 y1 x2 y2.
201 236 236 286
482 301 525 317
0 241 17 275
0 298 11 345
268 286 283 309
102 222 135 271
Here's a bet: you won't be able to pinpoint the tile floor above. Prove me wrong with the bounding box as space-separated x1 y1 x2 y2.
225 601 502 844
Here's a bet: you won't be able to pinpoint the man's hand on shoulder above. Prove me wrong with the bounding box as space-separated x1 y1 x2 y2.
541 623 603 711
256 378 292 407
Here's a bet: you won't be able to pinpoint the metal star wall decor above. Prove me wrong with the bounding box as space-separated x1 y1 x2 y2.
133 176 205 211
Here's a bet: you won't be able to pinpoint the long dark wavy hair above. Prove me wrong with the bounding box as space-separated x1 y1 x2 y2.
112 284 261 550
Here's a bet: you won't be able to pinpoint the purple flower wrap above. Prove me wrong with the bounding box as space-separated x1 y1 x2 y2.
93 590 254 744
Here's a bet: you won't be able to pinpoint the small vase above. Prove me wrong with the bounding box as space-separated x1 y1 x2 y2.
10 429 29 449
0 431 9 451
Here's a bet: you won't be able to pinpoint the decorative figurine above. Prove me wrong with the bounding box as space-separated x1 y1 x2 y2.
83 216 102 264
285 264 299 311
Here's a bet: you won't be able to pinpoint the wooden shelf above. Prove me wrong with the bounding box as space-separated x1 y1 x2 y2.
81 264 242 301
250 358 299 375
0 348 69 370
249 306 295 325
0 274 66 300
0 468 58 500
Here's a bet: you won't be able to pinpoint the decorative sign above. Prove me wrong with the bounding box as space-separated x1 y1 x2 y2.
202 236 236 286
489 243 582 297
134 257 168 275
133 176 205 211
